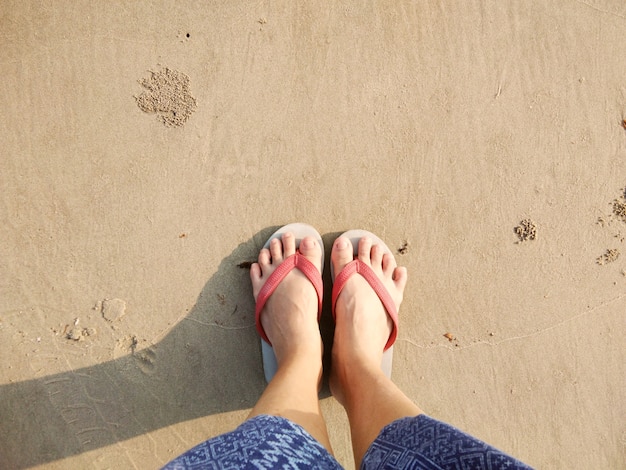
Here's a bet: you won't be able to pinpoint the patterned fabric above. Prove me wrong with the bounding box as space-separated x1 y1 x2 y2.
162 414 342 469
362 415 533 470
163 414 532 470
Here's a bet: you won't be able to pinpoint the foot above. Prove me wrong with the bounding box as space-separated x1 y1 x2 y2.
330 236 407 404
250 232 323 367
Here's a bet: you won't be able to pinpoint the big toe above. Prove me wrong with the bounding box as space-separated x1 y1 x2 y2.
331 236 355 279
299 236 323 272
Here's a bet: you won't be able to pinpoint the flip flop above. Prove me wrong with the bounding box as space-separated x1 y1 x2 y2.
255 223 324 383
331 230 399 378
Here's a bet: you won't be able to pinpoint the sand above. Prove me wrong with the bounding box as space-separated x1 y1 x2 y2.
1 1 625 468
136 68 197 127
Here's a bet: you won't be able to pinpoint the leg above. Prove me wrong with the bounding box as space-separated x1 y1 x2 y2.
330 235 422 466
330 236 532 469
162 232 337 468
248 232 332 453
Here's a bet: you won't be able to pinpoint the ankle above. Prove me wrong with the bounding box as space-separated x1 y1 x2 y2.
275 355 323 389
331 319 387 369
276 339 323 371
332 356 386 406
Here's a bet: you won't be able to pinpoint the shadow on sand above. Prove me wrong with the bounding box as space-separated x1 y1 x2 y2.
0 228 340 468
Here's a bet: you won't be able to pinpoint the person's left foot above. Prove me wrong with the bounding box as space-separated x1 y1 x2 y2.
329 235 407 404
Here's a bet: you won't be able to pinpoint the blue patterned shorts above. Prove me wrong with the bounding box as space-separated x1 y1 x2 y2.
163 414 532 469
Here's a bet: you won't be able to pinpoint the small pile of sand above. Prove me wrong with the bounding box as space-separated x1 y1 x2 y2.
596 248 620 265
613 199 626 222
514 218 537 243
136 67 197 127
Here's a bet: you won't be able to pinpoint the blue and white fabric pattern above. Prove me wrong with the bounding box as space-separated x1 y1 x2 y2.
362 414 533 470
162 414 342 469
163 414 532 469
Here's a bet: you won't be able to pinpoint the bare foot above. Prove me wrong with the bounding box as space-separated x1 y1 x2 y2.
330 235 407 404
250 232 323 366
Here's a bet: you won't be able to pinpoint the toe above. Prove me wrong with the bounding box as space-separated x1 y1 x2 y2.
250 262 261 280
332 236 355 278
371 243 385 269
381 252 397 275
299 236 322 272
282 232 296 258
250 263 263 299
357 237 373 265
269 237 284 263
258 248 271 267
393 266 408 291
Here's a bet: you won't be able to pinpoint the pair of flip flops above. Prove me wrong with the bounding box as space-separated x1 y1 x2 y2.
254 223 399 382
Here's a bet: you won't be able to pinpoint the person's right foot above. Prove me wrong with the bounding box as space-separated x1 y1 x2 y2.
250 232 323 366
329 235 407 404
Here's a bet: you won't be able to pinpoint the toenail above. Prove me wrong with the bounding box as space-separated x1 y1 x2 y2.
335 238 348 249
301 238 315 248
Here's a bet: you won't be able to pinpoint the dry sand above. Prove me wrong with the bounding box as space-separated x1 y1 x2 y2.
1 1 626 468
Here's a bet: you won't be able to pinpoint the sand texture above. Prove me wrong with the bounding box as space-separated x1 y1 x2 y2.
1 1 625 468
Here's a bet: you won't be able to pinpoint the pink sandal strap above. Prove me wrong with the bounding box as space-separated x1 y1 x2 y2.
255 253 323 345
331 259 398 351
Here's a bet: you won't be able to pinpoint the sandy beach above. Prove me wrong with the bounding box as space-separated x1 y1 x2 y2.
1 1 625 468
